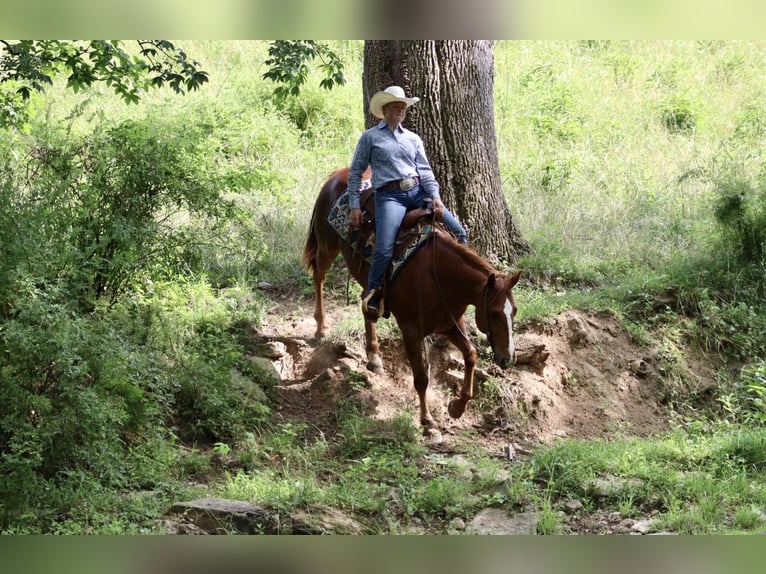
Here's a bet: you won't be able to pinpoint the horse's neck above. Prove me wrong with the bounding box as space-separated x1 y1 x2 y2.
434 242 492 304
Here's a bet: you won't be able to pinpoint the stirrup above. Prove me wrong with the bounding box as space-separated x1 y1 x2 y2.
361 289 384 320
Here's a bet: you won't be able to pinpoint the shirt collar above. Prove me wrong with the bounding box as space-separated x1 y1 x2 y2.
377 121 404 133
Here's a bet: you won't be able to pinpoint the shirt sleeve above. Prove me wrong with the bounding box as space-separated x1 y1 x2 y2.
413 135 441 201
347 132 371 209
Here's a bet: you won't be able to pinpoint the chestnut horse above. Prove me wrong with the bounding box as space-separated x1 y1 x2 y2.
302 167 521 431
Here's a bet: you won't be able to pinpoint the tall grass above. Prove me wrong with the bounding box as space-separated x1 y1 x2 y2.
32 40 766 287
495 40 766 282
5 40 766 534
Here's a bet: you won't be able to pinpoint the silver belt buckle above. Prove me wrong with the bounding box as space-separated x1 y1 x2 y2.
400 177 416 191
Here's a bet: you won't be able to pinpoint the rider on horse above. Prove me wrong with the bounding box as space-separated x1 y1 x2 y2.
347 86 467 322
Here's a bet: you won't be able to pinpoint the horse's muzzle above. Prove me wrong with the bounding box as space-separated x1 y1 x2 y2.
495 354 514 370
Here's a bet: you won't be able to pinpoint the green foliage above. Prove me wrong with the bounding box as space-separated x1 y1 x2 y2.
3 39 766 534
523 426 766 534
713 178 766 264
0 40 208 127
9 115 235 309
0 278 269 529
721 362 766 426
338 407 418 459
409 477 472 517
262 41 346 100
659 92 700 134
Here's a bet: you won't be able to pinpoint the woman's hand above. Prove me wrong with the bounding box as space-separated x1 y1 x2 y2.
432 198 445 218
351 208 362 228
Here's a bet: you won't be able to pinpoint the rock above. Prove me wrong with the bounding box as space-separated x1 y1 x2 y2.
167 499 370 535
168 498 281 534
565 316 590 347
258 341 287 359
631 519 657 534
441 370 464 392
157 519 209 535
513 342 550 373
618 518 636 531
290 505 369 535
563 499 584 514
466 508 538 535
587 476 644 498
474 466 511 485
249 356 282 381
628 359 650 377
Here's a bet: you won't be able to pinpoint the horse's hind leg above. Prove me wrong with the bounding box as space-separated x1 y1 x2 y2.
401 328 438 433
312 242 339 340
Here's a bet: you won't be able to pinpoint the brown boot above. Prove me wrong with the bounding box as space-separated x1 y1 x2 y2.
361 288 383 322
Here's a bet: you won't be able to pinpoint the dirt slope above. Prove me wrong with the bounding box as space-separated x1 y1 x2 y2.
255 295 716 454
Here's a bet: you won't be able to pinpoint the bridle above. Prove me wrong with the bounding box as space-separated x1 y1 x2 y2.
429 227 497 362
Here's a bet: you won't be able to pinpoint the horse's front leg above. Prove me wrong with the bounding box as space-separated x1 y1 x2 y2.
401 328 438 433
443 320 478 419
364 319 384 374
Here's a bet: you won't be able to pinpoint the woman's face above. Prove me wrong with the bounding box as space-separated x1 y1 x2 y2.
383 101 407 124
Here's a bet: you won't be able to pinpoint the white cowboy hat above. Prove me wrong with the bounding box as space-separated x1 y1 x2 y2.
369 86 420 119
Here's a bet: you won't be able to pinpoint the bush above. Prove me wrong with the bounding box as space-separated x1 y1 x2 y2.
714 178 766 265
659 93 700 134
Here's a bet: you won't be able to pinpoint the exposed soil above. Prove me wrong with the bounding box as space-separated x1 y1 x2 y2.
218 289 725 534
255 293 717 454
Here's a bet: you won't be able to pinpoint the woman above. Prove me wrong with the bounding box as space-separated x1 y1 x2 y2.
347 85 468 321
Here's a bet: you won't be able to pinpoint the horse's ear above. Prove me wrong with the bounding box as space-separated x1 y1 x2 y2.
487 273 497 289
508 270 522 287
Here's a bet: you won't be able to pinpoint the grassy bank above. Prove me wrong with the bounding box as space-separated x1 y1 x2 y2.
1 41 765 534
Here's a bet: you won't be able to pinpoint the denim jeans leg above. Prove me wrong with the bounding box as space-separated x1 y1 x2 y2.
409 186 467 243
440 207 468 243
368 191 407 292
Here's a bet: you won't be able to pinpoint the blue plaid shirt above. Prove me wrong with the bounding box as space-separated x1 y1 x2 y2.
347 121 441 209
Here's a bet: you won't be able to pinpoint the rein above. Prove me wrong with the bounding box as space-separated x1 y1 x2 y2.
430 227 493 360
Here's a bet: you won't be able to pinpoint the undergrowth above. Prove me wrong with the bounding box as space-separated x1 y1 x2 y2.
3 40 766 534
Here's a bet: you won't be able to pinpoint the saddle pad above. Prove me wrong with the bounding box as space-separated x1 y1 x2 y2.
327 190 434 284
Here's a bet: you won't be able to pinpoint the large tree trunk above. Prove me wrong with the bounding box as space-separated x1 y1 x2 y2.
363 40 530 263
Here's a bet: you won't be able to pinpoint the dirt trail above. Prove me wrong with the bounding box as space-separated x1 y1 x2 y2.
254 295 715 454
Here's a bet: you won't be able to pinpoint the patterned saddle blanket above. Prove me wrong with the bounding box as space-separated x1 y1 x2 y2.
326 189 437 285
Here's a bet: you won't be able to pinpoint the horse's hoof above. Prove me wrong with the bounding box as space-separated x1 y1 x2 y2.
448 399 465 419
366 355 384 375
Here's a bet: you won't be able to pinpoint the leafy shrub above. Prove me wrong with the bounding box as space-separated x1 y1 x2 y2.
0 286 130 525
659 93 699 134
531 85 582 141
12 117 235 310
727 362 766 426
714 178 766 265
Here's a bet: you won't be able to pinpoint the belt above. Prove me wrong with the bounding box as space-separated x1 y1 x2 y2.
379 176 420 192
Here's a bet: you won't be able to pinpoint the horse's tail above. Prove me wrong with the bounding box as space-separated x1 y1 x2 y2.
303 167 350 274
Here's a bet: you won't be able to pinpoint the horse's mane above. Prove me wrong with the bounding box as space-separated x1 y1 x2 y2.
435 230 497 276
328 166 351 180
327 166 371 184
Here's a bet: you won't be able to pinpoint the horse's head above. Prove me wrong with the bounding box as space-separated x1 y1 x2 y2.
475 270 522 369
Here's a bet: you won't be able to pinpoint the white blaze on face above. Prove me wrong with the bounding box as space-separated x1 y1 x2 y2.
503 298 515 358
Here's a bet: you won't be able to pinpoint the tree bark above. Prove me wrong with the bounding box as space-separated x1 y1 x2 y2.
363 40 530 263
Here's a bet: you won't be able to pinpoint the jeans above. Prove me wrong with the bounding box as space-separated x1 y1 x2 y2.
367 184 467 293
